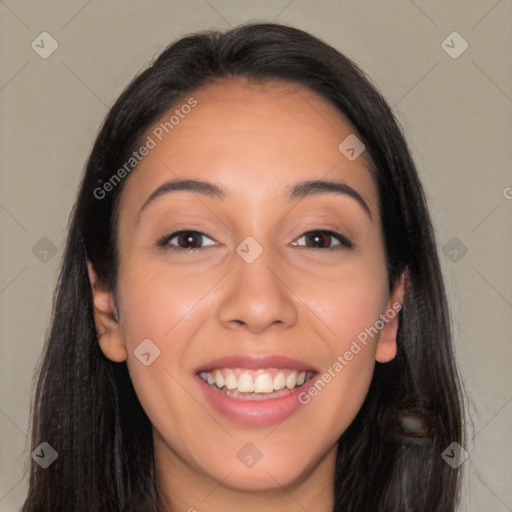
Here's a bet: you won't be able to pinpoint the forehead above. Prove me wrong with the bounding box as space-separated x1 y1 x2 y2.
118 77 378 221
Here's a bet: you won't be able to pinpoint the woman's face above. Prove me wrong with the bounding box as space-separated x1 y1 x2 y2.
89 78 403 503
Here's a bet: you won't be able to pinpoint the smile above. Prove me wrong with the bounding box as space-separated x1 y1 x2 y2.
195 355 319 426
198 368 316 400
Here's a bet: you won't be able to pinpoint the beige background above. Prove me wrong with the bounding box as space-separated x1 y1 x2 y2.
1 1 511 510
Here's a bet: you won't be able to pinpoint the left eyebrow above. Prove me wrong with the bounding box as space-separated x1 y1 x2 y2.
135 177 372 224
287 179 372 221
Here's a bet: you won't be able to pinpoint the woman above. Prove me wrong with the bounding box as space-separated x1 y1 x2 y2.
22 22 465 511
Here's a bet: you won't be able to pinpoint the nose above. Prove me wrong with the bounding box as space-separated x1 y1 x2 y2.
216 244 299 334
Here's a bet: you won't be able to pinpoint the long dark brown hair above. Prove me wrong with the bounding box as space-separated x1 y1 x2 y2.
22 22 465 511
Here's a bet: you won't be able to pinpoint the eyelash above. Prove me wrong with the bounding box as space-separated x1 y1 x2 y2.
156 229 354 251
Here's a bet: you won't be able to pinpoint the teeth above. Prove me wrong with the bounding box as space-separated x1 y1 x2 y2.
237 373 254 393
254 374 274 393
225 371 237 390
213 369 225 389
199 368 313 394
272 373 286 390
285 372 297 389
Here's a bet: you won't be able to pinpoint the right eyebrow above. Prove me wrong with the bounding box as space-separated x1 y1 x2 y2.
136 179 226 224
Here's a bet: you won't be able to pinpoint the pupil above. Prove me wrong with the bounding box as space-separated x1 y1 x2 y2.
309 232 328 247
181 232 199 248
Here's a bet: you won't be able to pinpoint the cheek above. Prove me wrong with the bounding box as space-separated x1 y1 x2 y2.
116 262 221 460
117 260 219 347
304 256 388 429
296 256 388 352
115 257 224 392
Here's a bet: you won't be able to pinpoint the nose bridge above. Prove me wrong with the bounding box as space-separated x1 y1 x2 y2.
216 235 298 332
236 237 281 291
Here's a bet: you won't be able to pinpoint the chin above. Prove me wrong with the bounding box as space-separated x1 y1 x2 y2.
202 449 322 492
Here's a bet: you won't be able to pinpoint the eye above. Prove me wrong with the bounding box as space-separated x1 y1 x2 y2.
157 230 216 251
292 230 353 249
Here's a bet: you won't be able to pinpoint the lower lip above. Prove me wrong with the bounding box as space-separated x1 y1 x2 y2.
196 375 316 427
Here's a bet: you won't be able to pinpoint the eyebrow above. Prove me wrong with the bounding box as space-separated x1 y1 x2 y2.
135 178 372 223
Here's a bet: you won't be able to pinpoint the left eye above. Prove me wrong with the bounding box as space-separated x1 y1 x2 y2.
158 230 215 250
292 230 353 249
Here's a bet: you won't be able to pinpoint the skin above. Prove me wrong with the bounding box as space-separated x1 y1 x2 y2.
88 77 405 512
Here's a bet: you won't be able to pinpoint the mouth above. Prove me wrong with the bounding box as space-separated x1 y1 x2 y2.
194 355 319 427
198 368 317 401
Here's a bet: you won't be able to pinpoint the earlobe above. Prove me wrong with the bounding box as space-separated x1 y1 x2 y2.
86 260 127 363
97 331 127 363
375 269 407 364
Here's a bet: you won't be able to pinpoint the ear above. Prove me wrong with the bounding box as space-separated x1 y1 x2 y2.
86 260 127 363
375 268 407 363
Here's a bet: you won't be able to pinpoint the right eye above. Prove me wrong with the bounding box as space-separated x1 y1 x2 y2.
157 230 216 251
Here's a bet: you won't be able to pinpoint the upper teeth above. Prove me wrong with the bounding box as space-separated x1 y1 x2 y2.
199 369 312 393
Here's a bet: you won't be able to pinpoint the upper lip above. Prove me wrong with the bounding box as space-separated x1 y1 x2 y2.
195 354 319 374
